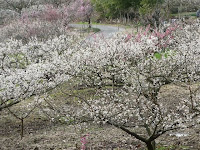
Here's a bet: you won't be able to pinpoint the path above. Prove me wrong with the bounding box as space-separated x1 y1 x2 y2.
69 23 125 41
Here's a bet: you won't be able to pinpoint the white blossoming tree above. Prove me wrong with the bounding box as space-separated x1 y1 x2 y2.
0 31 87 139
0 34 80 112
71 22 200 150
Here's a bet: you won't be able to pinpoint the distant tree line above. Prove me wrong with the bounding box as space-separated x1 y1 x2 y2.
91 0 162 19
0 0 200 26
91 0 200 25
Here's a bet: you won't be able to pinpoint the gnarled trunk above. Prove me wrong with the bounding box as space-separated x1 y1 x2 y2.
146 141 155 150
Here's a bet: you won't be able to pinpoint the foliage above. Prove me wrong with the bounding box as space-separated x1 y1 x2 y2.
139 0 163 15
91 0 140 18
91 0 165 20
164 0 200 14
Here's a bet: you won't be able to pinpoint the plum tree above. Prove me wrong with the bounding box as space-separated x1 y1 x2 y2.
72 22 200 150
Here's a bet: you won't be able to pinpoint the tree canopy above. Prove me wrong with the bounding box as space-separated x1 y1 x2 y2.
91 0 164 18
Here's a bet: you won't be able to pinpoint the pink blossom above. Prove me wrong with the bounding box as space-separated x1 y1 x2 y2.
124 33 132 43
80 134 89 150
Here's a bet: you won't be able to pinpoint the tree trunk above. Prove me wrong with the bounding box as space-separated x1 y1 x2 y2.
120 11 122 22
88 18 91 28
152 140 156 150
146 141 155 150
21 118 24 139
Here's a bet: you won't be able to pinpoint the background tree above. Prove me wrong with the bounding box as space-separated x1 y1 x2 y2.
91 0 166 25
3 0 36 14
164 0 200 15
139 0 164 27
91 0 141 20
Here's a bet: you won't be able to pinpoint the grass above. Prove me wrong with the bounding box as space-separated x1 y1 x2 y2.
76 21 132 29
81 27 101 33
170 11 197 18
156 143 191 150
77 21 106 25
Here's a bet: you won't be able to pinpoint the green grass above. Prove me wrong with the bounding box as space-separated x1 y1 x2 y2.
156 144 190 150
82 27 101 33
76 21 132 29
153 49 176 60
76 21 106 25
170 11 197 17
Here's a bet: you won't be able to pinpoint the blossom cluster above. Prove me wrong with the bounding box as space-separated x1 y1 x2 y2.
0 34 80 111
